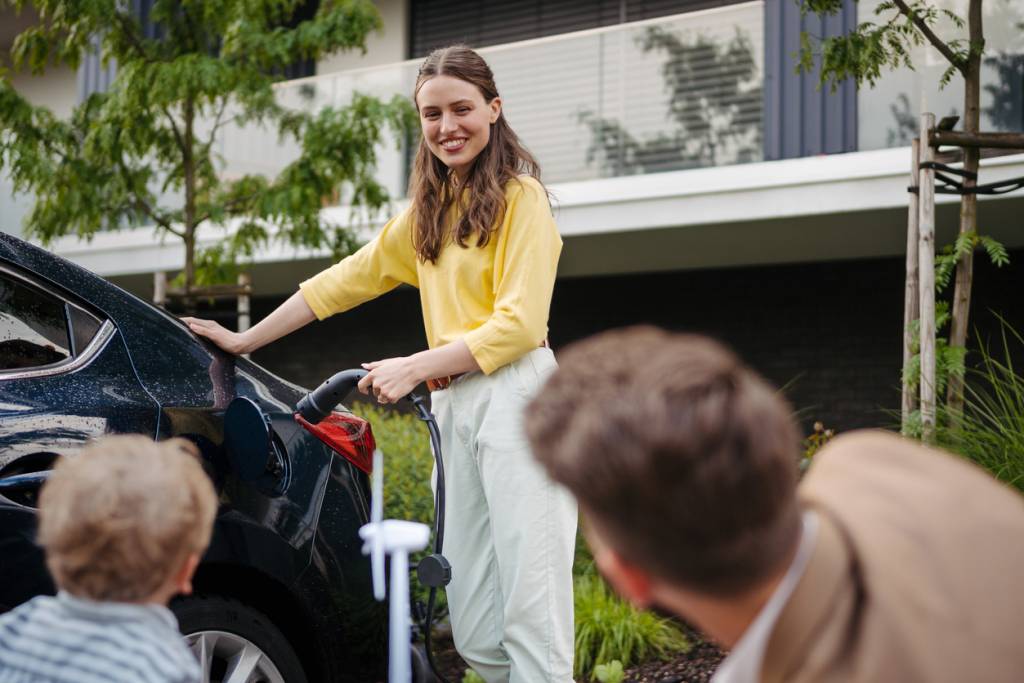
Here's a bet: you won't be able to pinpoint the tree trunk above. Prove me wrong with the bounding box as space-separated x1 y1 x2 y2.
183 98 197 314
946 0 984 416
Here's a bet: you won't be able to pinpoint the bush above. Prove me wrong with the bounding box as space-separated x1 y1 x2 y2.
574 574 689 681
350 403 439 607
593 660 625 683
351 403 436 525
800 421 836 474
936 323 1024 492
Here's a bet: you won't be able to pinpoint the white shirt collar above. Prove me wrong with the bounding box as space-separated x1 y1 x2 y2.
711 510 819 683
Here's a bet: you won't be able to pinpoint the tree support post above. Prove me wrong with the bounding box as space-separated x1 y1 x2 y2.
918 114 937 443
153 271 167 308
902 139 920 434
238 272 251 360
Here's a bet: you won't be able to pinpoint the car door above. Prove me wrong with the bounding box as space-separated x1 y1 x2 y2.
0 264 160 612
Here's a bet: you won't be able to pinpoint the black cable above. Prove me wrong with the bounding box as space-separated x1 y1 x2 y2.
408 393 452 683
421 587 449 683
909 161 1024 196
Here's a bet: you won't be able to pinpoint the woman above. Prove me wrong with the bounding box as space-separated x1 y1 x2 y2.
184 45 576 683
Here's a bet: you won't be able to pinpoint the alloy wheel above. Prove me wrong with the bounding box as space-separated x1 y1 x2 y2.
185 629 287 683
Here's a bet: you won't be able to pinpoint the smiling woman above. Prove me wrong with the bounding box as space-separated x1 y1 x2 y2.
186 44 577 683
417 79 499 177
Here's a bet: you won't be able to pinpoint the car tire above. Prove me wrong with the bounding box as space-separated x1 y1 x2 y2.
173 594 309 683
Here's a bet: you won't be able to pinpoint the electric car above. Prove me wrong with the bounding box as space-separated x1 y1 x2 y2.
0 231 387 683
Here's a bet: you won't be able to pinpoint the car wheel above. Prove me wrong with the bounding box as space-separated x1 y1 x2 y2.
173 594 309 683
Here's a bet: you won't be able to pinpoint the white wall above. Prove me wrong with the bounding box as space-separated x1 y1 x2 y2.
317 0 408 74
6 65 78 120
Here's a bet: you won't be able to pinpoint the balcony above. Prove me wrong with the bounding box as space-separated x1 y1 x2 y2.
18 0 1024 286
217 1 765 199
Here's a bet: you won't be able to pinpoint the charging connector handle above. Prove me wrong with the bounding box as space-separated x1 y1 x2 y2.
297 369 368 424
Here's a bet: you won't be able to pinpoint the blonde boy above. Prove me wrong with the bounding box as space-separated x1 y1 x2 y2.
0 435 217 683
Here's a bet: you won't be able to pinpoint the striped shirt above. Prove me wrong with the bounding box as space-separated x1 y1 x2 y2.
0 592 200 683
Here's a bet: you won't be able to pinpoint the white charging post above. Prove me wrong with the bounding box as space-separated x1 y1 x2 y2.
359 449 431 683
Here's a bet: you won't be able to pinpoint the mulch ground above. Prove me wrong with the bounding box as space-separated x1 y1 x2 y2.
619 624 726 683
428 622 725 683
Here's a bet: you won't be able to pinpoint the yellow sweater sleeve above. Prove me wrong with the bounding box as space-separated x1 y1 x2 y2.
299 208 419 320
463 177 562 374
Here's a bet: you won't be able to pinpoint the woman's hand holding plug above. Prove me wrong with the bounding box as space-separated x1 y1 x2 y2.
358 357 423 404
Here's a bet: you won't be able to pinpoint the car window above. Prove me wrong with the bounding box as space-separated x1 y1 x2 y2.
67 303 102 356
0 273 71 370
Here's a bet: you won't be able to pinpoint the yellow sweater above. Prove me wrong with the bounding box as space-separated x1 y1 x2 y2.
299 176 561 375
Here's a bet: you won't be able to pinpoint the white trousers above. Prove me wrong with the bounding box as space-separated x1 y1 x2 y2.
431 347 578 683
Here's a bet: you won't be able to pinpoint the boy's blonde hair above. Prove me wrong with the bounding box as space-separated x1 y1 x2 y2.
37 435 217 602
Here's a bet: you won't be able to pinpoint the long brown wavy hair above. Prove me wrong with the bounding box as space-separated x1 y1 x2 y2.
409 45 543 264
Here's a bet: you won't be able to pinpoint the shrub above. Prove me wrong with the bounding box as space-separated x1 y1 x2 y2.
351 402 435 526
574 574 689 681
936 323 1024 492
350 402 439 607
593 660 625 683
800 421 836 473
574 525 596 577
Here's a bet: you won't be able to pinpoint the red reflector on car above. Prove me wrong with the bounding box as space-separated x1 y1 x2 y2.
295 412 376 474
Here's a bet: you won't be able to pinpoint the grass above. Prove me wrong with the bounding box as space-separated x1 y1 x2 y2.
937 323 1024 492
573 573 690 681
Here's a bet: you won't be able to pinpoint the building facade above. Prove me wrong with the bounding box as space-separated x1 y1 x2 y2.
4 0 1024 430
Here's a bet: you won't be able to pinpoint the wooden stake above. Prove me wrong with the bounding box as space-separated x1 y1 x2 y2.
153 271 167 308
918 114 937 443
238 272 251 360
929 130 1024 150
902 139 920 434
237 272 251 333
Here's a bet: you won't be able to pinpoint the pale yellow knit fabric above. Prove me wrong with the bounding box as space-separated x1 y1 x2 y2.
299 176 561 374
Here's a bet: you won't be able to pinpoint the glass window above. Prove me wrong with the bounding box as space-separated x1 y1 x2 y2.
67 304 102 357
0 274 71 371
858 0 1024 151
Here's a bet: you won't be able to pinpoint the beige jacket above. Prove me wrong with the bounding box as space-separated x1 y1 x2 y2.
761 430 1024 683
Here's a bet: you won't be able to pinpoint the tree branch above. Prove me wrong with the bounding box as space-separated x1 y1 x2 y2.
204 97 230 152
116 158 180 236
195 191 260 225
161 104 187 154
114 11 149 61
892 0 966 72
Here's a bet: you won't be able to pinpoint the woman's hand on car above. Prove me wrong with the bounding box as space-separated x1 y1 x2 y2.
358 357 422 404
182 317 252 355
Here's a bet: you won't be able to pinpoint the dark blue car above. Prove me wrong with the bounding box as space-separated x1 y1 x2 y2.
0 232 387 683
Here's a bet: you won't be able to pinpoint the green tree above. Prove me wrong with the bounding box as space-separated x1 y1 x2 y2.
0 0 415 306
798 0 986 414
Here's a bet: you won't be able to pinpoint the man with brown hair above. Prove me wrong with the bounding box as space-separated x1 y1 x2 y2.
0 435 217 683
524 326 1024 683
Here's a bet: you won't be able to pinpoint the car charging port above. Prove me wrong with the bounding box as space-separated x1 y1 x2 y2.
223 397 290 495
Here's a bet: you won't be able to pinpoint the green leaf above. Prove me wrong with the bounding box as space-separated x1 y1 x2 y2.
594 661 626 683
0 0 415 293
979 235 1010 268
800 0 965 91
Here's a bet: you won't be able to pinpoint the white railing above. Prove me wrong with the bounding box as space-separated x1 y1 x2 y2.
218 2 764 198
